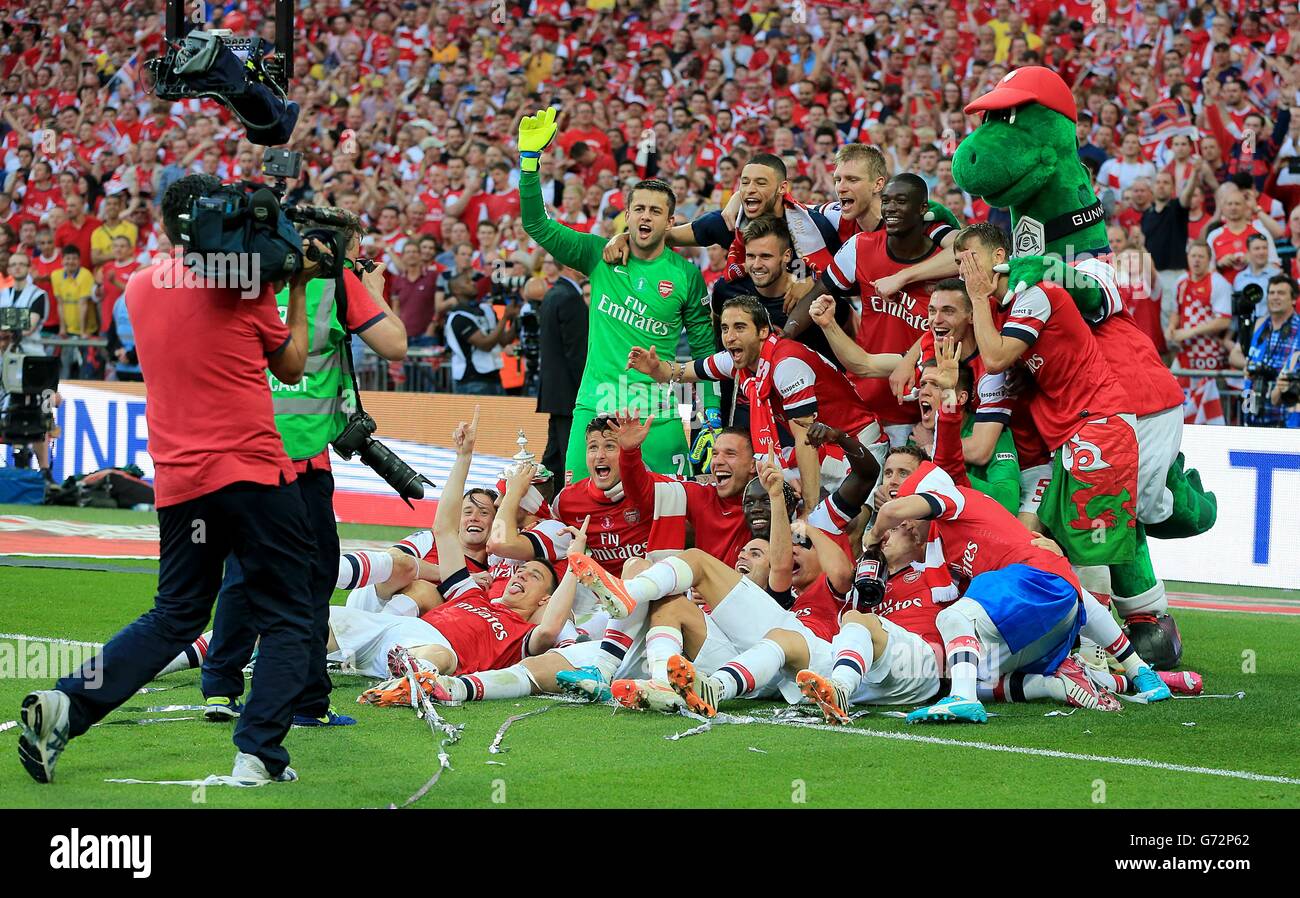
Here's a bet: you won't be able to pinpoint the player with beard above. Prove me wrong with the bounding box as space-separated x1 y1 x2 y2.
710 216 852 379
603 154 841 303
629 295 884 505
910 352 1022 515
785 175 959 445
518 107 718 480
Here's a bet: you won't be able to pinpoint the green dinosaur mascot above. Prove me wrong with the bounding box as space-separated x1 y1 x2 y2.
951 66 1217 669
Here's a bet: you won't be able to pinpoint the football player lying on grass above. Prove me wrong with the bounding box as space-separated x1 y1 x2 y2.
346 409 582 696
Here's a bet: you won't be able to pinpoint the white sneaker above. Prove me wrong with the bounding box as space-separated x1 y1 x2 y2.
231 751 298 784
18 690 71 784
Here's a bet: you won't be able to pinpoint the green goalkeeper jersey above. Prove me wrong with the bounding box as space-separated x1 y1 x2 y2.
520 171 719 419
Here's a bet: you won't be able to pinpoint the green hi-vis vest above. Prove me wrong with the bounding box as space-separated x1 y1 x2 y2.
269 278 352 460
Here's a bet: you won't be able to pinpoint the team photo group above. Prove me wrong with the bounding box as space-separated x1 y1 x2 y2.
3 0 1295 830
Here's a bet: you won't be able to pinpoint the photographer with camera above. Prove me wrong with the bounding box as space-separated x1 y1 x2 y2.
200 205 408 725
1233 234 1281 320
0 251 56 481
1225 275 1300 428
445 268 516 396
18 173 324 785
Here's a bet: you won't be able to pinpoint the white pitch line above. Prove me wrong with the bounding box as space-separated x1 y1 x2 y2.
749 717 1300 786
0 632 104 649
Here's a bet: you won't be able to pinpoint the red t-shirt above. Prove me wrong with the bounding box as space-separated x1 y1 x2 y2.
1173 270 1232 372
125 259 295 507
995 281 1131 450
875 523 958 657
294 270 387 473
825 228 954 425
899 461 1081 594
422 568 536 673
790 574 847 642
553 479 651 577
619 446 750 564
31 253 62 327
54 216 101 265
698 337 880 438
99 260 139 321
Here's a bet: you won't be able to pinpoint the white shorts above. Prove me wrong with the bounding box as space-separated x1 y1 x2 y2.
1018 463 1052 516
1134 404 1182 525
345 584 383 613
709 576 824 703
327 605 452 679
847 617 941 706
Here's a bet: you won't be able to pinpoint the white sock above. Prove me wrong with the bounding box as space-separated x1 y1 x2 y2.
715 639 786 701
576 610 610 642
157 631 212 677
829 622 875 693
645 625 683 682
338 551 394 589
394 530 434 558
626 556 695 603
977 673 1065 703
381 594 419 617
596 599 648 680
1079 589 1144 676
455 665 534 701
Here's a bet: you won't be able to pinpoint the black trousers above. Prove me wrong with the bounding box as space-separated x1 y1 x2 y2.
56 480 314 775
542 413 572 484
202 468 339 718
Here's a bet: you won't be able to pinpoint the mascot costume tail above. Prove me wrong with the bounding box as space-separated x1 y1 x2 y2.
952 66 1217 669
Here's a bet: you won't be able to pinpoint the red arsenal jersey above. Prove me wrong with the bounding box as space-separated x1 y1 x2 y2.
485 517 573 600
791 574 847 642
995 281 1131 450
422 568 536 673
553 479 651 576
898 462 1081 594
875 522 959 654
698 337 879 437
619 446 750 563
825 229 951 425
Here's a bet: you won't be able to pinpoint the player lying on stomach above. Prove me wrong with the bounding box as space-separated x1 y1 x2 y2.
795 437 1123 723
347 411 580 697
870 411 1174 724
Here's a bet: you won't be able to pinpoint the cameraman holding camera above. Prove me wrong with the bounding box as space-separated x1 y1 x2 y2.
1225 275 1300 428
444 269 515 395
18 174 324 784
200 209 408 725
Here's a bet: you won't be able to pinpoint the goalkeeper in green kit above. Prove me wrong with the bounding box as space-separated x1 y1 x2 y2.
518 107 720 480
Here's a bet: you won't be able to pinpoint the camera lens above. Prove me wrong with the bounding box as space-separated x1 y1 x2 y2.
359 438 429 502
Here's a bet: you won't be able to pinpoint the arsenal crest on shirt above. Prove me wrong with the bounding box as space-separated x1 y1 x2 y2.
624 508 641 524
658 280 673 297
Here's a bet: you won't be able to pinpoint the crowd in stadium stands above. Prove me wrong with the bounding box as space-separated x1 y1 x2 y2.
0 0 1298 425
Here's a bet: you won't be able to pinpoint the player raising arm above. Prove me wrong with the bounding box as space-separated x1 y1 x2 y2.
517 106 718 480
628 294 885 506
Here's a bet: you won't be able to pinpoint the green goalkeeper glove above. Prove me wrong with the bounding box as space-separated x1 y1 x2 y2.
518 107 558 173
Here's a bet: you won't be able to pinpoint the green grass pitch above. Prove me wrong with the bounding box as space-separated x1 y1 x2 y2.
1 512 1298 808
